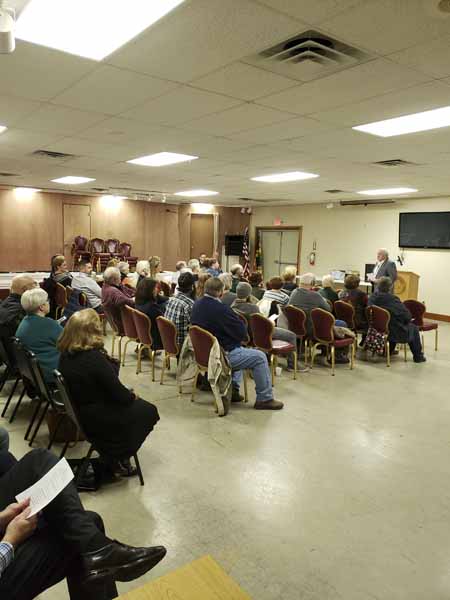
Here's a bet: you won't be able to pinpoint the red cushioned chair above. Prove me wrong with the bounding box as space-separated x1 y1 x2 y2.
365 305 402 367
156 316 179 386
104 238 121 256
310 308 355 376
55 282 68 320
121 305 140 366
89 238 111 272
404 299 438 351
71 235 91 269
283 305 309 364
102 305 125 362
131 308 156 381
119 242 138 270
250 313 297 385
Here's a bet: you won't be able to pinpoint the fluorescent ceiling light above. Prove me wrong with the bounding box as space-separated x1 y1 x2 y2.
251 171 319 183
353 105 450 137
127 152 198 167
14 187 41 199
0 125 7 134
174 189 219 197
51 176 95 184
357 187 418 196
16 0 185 61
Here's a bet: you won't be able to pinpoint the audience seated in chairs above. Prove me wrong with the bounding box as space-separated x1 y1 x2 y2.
230 264 245 293
196 272 212 298
0 446 166 600
249 271 265 301
171 261 186 287
71 260 103 313
205 258 222 277
186 258 200 281
319 275 339 304
165 272 196 350
15 288 62 384
41 255 73 319
149 256 163 281
58 309 161 478
218 273 236 307
191 277 283 410
133 260 150 287
101 266 134 324
289 273 332 337
368 277 426 363
117 261 134 288
261 277 290 307
0 274 36 350
134 278 166 351
281 266 298 295
339 274 368 336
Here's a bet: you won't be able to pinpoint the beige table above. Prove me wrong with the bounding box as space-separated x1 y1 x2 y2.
118 555 252 600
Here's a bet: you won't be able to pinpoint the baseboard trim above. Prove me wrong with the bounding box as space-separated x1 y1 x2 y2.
425 312 450 323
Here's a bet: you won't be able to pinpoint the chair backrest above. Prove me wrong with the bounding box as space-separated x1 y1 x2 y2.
0 336 16 370
102 305 125 336
250 313 274 352
119 242 132 257
73 235 88 251
90 238 105 253
189 325 215 369
66 286 73 303
122 305 139 339
53 370 86 436
55 282 68 308
311 308 335 343
131 308 153 346
105 238 120 254
403 299 425 326
29 352 54 405
11 338 37 387
283 305 307 338
334 300 356 329
79 291 88 307
366 305 390 334
233 310 251 346
157 316 179 355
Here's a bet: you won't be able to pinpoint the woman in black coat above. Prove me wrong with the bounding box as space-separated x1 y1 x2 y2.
58 309 159 474
134 278 168 351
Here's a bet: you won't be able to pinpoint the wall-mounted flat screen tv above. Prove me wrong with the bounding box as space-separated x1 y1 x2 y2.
399 212 450 249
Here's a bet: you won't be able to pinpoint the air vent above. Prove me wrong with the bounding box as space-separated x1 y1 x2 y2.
325 189 346 194
372 159 417 168
238 197 282 204
0 172 19 177
245 30 372 81
91 187 109 192
31 149 78 161
340 199 395 206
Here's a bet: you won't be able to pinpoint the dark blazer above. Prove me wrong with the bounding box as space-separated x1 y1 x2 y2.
368 292 411 343
375 260 397 285
191 295 247 351
59 349 159 458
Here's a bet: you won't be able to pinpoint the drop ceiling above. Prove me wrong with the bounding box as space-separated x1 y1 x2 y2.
1 0 450 206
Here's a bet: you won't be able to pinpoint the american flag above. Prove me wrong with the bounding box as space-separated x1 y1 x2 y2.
242 226 250 278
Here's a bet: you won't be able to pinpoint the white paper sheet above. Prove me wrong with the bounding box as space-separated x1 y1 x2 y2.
269 313 279 322
16 458 74 518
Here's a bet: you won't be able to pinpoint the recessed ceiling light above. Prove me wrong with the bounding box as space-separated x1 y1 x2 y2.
14 187 41 199
251 171 319 183
100 194 127 201
174 189 219 197
353 106 450 137
127 152 198 167
357 187 418 196
0 125 7 134
51 176 95 184
16 0 185 61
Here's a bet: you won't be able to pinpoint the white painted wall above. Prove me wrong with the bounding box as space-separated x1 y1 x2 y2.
250 197 450 315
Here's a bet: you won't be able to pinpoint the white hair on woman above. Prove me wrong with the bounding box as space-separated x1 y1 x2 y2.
231 263 243 276
117 261 129 274
135 260 150 277
321 274 335 289
219 272 232 291
188 258 200 272
299 273 316 287
21 288 48 313
103 267 121 285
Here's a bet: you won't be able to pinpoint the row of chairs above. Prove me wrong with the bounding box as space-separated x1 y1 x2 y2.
72 236 138 271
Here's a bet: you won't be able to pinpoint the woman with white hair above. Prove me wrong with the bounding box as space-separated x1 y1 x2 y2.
15 288 63 382
230 263 244 293
218 272 236 307
319 274 339 304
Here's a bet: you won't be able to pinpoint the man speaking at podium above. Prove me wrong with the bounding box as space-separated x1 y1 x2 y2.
368 249 397 290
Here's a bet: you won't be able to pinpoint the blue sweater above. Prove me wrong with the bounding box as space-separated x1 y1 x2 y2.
191 295 246 352
16 315 63 382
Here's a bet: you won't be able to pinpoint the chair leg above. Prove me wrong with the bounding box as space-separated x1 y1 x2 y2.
60 439 71 458
270 355 275 386
331 345 335 376
386 340 390 367
134 453 144 486
9 386 26 423
122 339 131 366
47 413 66 450
0 366 10 394
1 377 20 418
350 342 355 370
136 345 143 375
29 401 50 447
191 369 199 402
160 351 166 385
151 351 155 382
293 351 297 380
421 333 425 351
403 343 407 362
435 328 438 351
24 398 43 441
111 333 116 358
118 337 122 364
243 369 248 402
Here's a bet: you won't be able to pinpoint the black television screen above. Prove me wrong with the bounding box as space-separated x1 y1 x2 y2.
399 212 450 249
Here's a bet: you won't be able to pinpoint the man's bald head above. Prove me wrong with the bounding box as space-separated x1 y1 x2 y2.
11 275 36 296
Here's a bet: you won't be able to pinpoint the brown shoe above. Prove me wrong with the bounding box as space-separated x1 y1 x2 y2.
254 399 284 410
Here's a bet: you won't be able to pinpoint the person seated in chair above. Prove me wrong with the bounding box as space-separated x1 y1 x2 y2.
165 272 196 351
0 274 36 354
191 278 283 410
41 255 72 319
117 261 134 288
281 266 298 295
289 273 332 336
368 277 426 363
230 264 246 293
319 275 339 304
135 278 166 351
261 277 290 307
58 309 161 477
338 274 368 335
248 271 265 301
218 273 237 307
101 267 134 323
71 260 103 313
16 288 62 384
0 447 166 600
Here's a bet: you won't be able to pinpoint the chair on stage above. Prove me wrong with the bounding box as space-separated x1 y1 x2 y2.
71 235 91 269
90 238 110 272
156 317 179 386
310 308 355 376
104 238 121 257
121 305 140 366
404 299 438 351
250 313 297 384
283 305 308 364
131 309 156 381
119 242 138 270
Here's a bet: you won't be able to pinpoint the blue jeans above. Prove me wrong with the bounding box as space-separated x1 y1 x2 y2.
227 347 273 403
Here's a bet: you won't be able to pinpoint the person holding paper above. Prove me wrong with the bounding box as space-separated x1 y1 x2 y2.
0 448 166 599
368 249 397 289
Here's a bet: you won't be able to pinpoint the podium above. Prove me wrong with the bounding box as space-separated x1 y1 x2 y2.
394 271 419 301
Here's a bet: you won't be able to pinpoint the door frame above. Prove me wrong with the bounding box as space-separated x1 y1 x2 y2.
254 226 302 276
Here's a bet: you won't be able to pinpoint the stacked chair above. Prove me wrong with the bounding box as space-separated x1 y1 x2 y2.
71 236 139 271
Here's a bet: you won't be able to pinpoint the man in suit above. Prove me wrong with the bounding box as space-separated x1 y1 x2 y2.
369 249 397 289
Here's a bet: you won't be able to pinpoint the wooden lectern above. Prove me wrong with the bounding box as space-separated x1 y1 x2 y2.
394 271 419 301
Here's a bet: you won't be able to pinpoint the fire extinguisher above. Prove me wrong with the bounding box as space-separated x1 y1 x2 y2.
309 251 316 266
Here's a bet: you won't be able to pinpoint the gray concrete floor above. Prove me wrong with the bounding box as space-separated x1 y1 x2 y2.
1 324 449 600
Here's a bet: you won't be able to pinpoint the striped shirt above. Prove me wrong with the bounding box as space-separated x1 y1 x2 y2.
0 542 14 578
261 289 289 306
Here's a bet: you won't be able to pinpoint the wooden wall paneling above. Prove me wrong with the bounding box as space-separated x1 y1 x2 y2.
217 207 250 253
178 205 191 260
163 205 182 267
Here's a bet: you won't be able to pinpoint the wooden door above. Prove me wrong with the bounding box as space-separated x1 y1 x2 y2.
63 204 91 264
190 214 214 259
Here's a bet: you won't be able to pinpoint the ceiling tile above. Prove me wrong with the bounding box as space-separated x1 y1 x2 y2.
75 117 173 145
19 105 108 136
0 95 42 127
191 62 298 101
257 0 363 25
122 86 242 126
0 40 96 101
52 65 178 115
258 59 431 115
229 116 332 144
182 103 295 136
108 0 304 82
389 35 450 79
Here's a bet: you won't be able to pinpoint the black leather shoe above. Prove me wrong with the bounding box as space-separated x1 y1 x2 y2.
413 355 426 363
81 542 166 584
231 389 244 403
